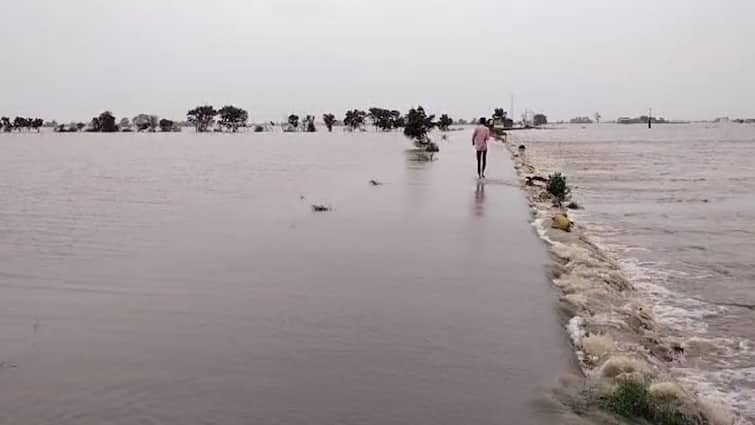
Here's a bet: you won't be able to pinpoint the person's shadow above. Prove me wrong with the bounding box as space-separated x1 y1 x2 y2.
474 181 485 217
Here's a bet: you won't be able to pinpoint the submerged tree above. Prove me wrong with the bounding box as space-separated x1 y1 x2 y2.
322 113 336 132
218 105 249 132
368 107 403 131
438 114 453 131
159 119 176 132
404 106 438 152
89 117 101 132
13 117 29 130
390 110 405 128
148 115 159 132
119 117 132 132
98 111 118 132
133 114 156 132
287 114 300 130
187 105 217 132
31 118 43 132
343 109 366 131
304 115 316 132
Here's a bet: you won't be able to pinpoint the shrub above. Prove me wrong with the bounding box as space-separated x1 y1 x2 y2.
547 172 571 203
600 381 697 425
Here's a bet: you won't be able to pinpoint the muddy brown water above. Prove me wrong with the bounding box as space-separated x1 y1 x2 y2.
512 123 755 421
0 130 574 425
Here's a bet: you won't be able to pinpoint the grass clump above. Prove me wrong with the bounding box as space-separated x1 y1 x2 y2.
546 172 572 204
600 381 700 425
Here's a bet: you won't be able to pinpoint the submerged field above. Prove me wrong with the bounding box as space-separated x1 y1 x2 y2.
0 130 574 425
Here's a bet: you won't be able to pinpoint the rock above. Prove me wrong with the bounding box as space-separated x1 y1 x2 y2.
552 214 573 232
369 179 383 186
566 201 582 210
518 144 526 151
311 204 331 212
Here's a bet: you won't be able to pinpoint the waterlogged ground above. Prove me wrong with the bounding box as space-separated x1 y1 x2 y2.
0 130 575 425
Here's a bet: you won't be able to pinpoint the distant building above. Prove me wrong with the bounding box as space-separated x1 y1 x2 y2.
570 116 594 124
617 116 668 124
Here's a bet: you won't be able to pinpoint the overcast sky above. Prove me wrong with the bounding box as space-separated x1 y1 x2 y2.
2 0 753 122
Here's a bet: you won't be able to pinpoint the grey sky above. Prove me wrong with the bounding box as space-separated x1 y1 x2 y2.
2 0 753 122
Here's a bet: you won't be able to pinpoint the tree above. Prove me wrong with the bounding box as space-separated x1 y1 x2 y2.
533 113 548 126
13 117 29 131
31 118 43 132
187 105 217 132
159 119 176 132
343 109 366 131
133 114 151 131
98 111 118 132
1 117 12 132
119 117 132 131
594 112 601 124
391 110 405 128
368 107 386 130
438 114 453 131
76 122 86 132
148 115 158 132
218 105 249 132
323 113 336 132
89 117 101 132
368 107 403 131
403 106 437 149
304 115 316 132
287 114 300 130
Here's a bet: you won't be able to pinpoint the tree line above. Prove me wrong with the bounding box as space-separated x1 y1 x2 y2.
2 105 522 136
183 104 459 136
1 117 45 132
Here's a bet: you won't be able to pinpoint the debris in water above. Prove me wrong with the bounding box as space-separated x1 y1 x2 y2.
369 179 383 186
311 204 330 212
525 175 548 186
551 213 573 232
566 201 582 210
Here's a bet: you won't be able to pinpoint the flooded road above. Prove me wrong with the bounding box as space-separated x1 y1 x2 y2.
0 130 573 425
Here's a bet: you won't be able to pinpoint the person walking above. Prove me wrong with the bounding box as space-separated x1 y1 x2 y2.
472 118 491 179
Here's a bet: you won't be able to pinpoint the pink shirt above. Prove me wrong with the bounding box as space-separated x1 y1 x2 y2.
472 125 491 151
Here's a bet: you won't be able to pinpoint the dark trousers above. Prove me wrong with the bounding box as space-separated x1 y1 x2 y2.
476 150 487 176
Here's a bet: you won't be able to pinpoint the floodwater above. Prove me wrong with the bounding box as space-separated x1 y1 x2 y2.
0 130 574 425
512 123 755 421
